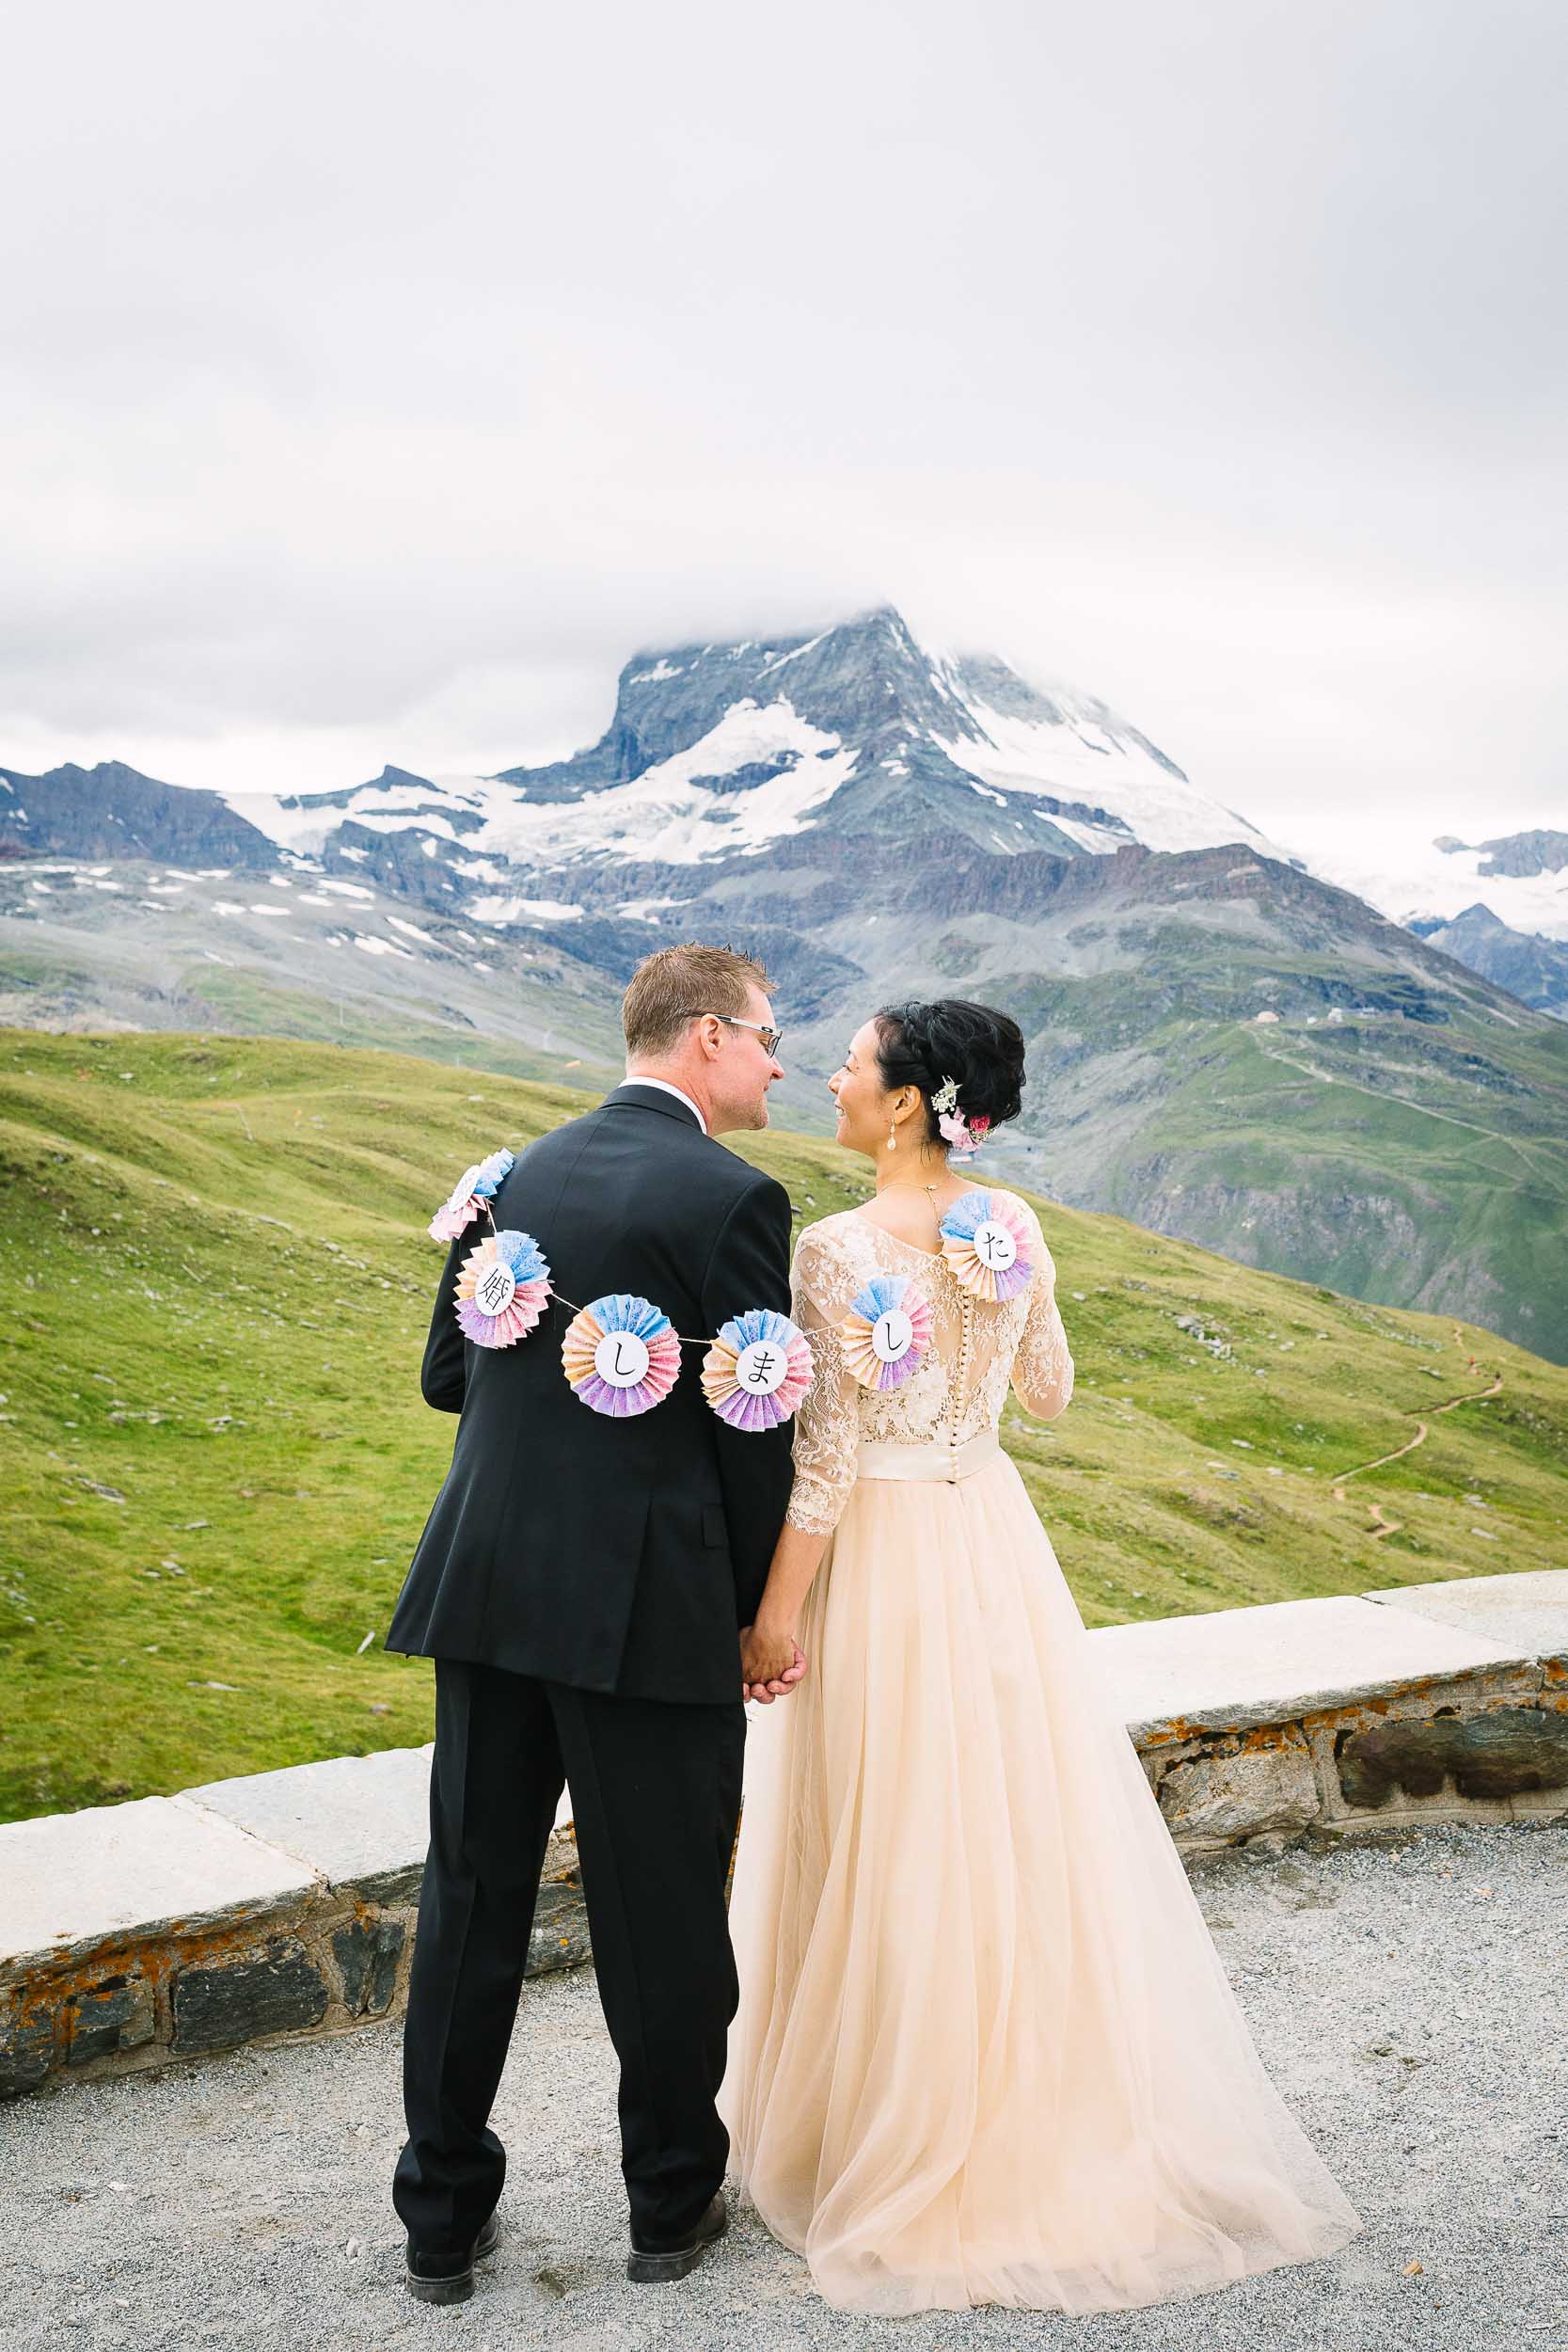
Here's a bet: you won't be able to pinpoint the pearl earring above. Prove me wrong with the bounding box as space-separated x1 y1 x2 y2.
887 1117 898 1152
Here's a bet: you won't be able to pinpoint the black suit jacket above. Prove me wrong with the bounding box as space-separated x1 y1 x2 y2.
385 1085 797 1704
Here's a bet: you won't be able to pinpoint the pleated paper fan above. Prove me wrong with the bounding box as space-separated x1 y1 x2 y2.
562 1292 682 1417
701 1309 815 1431
453 1227 552 1347
840 1273 933 1391
938 1189 1034 1302
429 1145 516 1241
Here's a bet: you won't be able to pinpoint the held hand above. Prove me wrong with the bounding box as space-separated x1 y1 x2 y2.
740 1624 807 1704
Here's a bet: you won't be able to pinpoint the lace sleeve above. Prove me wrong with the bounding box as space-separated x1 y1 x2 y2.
784 1228 860 1537
1010 1208 1075 1422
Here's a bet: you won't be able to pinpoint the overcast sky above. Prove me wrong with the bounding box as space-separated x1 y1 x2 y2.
3 0 1563 864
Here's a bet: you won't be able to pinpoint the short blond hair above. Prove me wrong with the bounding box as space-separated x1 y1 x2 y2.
622 942 772 1058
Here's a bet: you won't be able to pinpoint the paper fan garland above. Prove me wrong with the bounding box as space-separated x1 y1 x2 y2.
701 1309 814 1431
454 1227 553 1347
939 1189 1034 1302
562 1293 682 1418
840 1274 933 1391
429 1146 515 1241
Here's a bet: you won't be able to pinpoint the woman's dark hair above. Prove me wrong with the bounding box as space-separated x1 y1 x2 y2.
872 998 1026 1144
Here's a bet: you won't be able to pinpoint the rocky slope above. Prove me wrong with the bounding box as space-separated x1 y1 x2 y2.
1410 901 1568 1019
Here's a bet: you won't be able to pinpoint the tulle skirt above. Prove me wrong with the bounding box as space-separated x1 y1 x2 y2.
720 1450 1363 2316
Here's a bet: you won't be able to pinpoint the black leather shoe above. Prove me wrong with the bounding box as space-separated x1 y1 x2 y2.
626 2190 728 2284
404 2207 500 2304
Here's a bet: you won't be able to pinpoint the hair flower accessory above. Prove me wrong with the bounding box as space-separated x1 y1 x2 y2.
939 1189 1034 1302
931 1075 987 1157
840 1273 934 1391
562 1293 682 1417
454 1227 552 1347
701 1309 815 1431
429 1146 515 1240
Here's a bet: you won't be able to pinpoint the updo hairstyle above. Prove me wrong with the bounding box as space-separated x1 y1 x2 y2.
872 998 1026 1146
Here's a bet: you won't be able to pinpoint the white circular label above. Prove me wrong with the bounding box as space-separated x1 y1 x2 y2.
971 1220 1018 1271
473 1260 517 1318
871 1307 914 1363
594 1328 651 1389
734 1337 789 1395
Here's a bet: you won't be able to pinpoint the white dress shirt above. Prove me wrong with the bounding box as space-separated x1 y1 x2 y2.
621 1075 707 1135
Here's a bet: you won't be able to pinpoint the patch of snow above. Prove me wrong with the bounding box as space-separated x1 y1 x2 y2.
221 794 338 853
469 895 584 925
314 879 375 901
967 779 1007 806
1034 808 1128 850
387 914 437 945
477 697 855 869
759 630 830 673
937 683 1286 859
627 659 684 685
352 933 415 960
212 900 246 915
341 807 464 843
266 876 293 890
1289 831 1568 944
246 904 289 916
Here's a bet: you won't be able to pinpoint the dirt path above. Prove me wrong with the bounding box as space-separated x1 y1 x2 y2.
1329 1327 1502 1539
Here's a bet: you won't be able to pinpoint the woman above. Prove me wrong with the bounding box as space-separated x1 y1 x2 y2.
721 998 1362 2316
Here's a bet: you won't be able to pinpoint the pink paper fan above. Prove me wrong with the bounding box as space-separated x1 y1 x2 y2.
453 1231 552 1348
701 1310 814 1430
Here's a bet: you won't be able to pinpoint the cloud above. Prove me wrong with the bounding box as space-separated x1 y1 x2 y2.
2 0 1563 836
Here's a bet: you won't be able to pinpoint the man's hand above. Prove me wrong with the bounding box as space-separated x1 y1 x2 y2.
740 1623 807 1704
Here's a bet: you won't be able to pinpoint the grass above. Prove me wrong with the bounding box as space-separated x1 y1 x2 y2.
2 1025 1564 1826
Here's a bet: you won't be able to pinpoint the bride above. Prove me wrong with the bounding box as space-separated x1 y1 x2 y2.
721 997 1363 2317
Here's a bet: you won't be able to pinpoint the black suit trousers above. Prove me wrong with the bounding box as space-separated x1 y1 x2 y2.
391 1658 746 2254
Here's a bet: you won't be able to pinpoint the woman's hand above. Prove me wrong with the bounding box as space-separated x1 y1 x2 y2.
740 1619 807 1703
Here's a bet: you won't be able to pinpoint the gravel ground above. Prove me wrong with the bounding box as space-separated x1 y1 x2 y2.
4 1819 1565 2352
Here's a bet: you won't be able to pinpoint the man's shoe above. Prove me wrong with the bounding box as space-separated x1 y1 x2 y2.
626 2190 728 2284
404 2206 500 2304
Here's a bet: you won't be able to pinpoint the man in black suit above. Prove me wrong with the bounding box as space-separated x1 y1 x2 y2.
387 943 801 2302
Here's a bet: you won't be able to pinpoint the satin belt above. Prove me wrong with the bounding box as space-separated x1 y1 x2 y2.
856 1430 1003 1485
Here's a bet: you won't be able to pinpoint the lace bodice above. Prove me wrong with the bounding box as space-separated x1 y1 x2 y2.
784 1191 1075 1535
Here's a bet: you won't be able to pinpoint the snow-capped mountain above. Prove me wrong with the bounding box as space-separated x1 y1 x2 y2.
1303 828 1568 946
217 608 1298 905
6 606 1568 1360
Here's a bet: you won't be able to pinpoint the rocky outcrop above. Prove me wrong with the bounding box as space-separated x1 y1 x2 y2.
0 761 277 868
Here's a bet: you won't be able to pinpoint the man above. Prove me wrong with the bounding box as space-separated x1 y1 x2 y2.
386 942 801 2304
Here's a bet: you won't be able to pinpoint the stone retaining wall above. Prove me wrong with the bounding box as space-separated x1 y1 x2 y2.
3 1569 1562 2103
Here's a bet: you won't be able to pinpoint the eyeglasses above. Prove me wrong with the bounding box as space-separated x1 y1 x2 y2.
682 1011 784 1057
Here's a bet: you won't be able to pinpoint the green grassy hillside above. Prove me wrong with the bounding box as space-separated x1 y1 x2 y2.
2 1027 1564 1826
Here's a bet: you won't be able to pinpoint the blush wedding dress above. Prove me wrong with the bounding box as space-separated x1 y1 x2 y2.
721 1191 1363 2316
